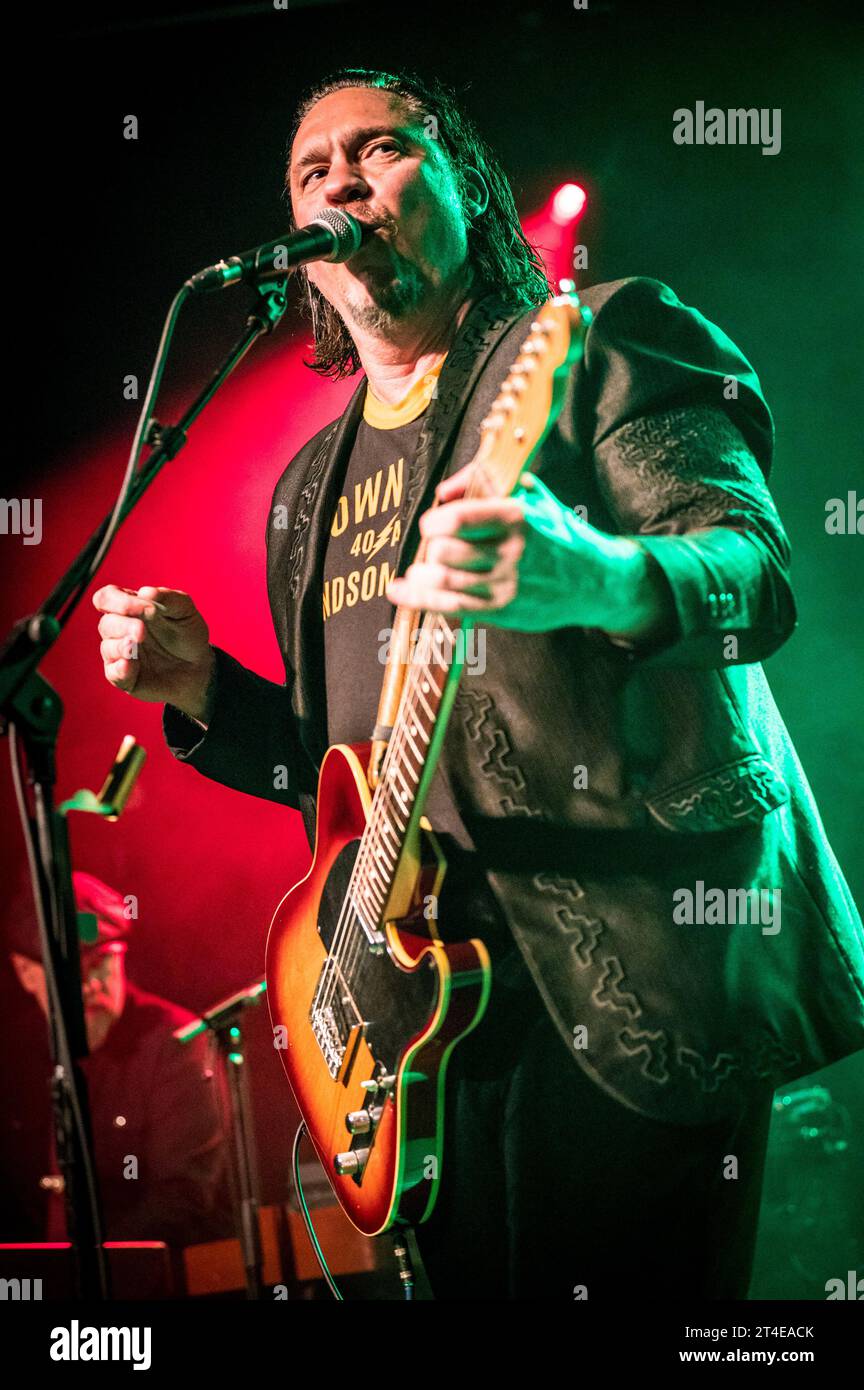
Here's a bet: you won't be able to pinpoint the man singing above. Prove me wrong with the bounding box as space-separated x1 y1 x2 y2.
92 68 864 1300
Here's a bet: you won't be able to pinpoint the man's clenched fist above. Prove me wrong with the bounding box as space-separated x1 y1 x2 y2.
92 585 215 723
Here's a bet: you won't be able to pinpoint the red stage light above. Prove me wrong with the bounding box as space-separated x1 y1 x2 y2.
551 183 588 224
521 181 589 288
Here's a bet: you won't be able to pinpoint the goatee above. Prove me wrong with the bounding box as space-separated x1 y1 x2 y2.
346 260 429 332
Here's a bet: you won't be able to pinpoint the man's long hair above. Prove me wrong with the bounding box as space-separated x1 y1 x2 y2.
283 67 551 378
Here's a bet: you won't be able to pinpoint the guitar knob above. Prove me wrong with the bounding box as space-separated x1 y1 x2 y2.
334 1148 369 1176
345 1109 371 1134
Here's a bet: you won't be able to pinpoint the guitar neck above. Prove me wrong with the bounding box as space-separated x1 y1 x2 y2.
360 610 467 927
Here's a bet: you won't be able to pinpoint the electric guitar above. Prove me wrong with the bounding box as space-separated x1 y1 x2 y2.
265 292 590 1236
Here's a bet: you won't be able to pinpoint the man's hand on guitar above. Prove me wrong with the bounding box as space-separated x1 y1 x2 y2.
385 463 655 636
92 585 216 722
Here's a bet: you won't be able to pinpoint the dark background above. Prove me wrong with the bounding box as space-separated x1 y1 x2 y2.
2 0 862 1292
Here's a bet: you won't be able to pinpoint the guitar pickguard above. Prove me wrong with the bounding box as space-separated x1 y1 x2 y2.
309 837 441 1086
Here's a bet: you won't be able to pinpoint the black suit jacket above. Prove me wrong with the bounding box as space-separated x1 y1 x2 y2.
164 279 864 1125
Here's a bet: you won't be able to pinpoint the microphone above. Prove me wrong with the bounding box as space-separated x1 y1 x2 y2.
185 208 364 293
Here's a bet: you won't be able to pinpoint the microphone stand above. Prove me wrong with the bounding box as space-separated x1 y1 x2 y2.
174 980 269 1301
0 277 288 1300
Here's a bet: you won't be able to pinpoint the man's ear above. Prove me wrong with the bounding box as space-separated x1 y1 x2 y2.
463 166 490 221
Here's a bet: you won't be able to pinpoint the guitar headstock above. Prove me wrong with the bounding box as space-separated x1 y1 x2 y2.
471 291 591 498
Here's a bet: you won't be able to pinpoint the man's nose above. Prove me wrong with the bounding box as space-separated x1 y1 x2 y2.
322 155 370 208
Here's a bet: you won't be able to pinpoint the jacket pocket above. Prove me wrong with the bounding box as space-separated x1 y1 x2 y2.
645 752 789 832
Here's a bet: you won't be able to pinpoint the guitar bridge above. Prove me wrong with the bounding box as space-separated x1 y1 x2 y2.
310 1003 346 1078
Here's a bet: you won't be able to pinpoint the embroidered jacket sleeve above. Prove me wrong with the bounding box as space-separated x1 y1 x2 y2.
162 645 303 806
572 277 797 668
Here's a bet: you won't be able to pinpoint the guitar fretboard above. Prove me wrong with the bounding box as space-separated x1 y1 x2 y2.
349 612 460 943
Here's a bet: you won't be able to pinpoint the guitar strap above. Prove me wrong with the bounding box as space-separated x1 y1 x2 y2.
366 290 522 789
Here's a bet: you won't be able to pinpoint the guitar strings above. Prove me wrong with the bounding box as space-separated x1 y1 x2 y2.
314 457 496 1025
314 606 458 1024
317 454 501 1014
313 460 490 1020
327 611 459 1009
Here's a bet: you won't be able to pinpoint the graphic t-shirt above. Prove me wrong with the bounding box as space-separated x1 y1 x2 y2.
323 418 424 746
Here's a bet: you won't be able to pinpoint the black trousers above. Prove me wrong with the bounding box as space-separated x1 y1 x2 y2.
413 940 775 1301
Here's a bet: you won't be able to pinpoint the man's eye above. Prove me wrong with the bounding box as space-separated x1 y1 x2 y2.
300 141 400 188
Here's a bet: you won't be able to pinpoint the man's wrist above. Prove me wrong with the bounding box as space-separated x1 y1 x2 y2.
174 647 217 727
600 539 674 645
